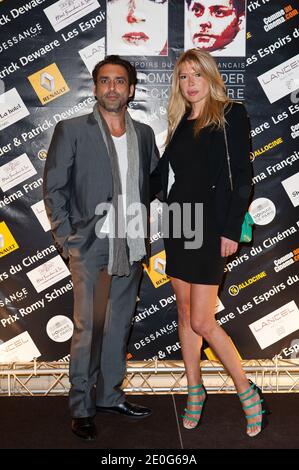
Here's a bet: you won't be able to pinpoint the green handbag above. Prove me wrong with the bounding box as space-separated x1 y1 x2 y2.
224 124 254 243
240 211 255 243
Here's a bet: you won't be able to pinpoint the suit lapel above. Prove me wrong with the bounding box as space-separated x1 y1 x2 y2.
132 121 145 192
86 113 112 175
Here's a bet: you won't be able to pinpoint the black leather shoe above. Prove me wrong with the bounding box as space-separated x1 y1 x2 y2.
71 417 97 440
96 401 151 418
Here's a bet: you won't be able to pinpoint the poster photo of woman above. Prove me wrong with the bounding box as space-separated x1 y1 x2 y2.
107 0 169 56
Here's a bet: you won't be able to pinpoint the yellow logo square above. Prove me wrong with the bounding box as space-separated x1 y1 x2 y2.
28 63 69 105
0 222 19 258
143 250 169 288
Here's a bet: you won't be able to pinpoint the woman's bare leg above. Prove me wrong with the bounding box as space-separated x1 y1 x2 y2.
190 284 263 436
170 277 205 428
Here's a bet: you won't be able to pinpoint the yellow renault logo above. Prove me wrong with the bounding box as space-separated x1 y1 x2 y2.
28 63 69 105
0 222 19 258
40 72 55 92
143 250 169 288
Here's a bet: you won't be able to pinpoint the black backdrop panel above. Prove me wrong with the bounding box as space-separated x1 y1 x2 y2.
0 0 298 364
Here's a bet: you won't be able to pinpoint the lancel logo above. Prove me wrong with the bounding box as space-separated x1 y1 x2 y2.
258 54 299 103
28 63 69 105
262 59 299 84
253 308 292 332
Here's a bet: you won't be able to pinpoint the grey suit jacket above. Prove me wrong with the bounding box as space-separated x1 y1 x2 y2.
43 111 159 264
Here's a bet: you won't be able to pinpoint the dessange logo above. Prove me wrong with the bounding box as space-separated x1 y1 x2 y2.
0 287 28 307
0 23 43 54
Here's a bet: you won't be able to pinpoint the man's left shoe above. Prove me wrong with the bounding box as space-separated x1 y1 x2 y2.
71 417 97 441
96 401 152 418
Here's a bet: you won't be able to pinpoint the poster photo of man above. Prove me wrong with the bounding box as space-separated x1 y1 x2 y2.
184 0 246 56
107 0 168 56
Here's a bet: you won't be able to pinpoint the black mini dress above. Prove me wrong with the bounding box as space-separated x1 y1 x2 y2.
164 118 226 285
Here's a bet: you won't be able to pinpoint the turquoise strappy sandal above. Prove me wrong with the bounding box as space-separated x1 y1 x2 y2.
181 383 207 430
238 379 271 437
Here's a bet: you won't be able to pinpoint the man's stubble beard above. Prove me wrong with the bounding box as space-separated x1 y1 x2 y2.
98 95 128 113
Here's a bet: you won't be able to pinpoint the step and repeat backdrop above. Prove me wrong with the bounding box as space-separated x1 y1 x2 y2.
0 0 298 365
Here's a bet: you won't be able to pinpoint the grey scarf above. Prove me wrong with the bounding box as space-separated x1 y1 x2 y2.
93 104 146 276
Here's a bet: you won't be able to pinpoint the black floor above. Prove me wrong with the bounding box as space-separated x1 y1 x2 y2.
0 394 298 449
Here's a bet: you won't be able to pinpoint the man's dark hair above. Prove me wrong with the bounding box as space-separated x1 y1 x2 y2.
186 0 245 16
92 55 138 88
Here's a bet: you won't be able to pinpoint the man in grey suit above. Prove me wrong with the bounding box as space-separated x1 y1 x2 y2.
43 55 159 440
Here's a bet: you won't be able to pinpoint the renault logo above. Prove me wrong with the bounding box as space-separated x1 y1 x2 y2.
154 257 166 275
40 72 55 92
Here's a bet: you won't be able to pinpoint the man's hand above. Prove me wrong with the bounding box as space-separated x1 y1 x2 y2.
220 236 238 258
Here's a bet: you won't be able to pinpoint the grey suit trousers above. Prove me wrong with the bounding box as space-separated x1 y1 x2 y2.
68 245 143 418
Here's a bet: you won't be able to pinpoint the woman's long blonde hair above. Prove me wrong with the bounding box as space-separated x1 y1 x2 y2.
166 49 231 145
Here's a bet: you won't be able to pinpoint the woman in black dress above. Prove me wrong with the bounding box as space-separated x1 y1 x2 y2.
151 49 270 437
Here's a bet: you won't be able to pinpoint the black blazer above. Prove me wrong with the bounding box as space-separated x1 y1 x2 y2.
150 102 252 242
